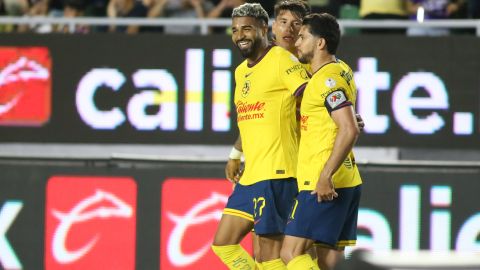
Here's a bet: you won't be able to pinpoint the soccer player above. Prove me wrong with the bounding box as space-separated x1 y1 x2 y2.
272 0 310 56
280 13 362 270
212 3 310 270
273 2 359 269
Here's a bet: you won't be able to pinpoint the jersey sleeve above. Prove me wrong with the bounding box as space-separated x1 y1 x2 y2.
318 73 353 114
277 51 310 97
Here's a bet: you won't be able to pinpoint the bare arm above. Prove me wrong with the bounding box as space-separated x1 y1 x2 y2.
147 0 168 17
323 106 360 177
207 0 228 18
225 135 243 183
107 0 118 32
190 0 205 18
312 105 360 202
233 135 242 152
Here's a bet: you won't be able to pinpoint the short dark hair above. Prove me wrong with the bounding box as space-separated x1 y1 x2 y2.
302 13 340 55
232 3 269 26
274 0 310 19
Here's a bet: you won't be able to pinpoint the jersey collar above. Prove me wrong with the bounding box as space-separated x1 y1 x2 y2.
247 45 274 68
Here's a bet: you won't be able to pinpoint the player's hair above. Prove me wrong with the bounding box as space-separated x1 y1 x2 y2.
232 3 269 26
302 13 340 55
274 0 311 20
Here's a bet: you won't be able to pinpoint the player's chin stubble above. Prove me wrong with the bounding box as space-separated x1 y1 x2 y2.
298 50 313 64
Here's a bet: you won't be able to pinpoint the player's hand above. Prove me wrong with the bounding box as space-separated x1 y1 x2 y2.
355 113 365 132
311 171 338 202
225 159 242 183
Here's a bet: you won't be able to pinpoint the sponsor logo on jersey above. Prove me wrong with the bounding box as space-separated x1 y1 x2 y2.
325 78 336 88
326 90 347 109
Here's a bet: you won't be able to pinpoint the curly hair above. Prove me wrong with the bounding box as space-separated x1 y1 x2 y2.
232 3 269 25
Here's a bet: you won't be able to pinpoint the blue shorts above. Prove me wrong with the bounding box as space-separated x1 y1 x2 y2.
223 178 298 235
284 185 362 249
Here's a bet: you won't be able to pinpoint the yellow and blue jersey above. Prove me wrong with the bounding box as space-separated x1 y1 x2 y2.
234 45 309 185
296 59 362 191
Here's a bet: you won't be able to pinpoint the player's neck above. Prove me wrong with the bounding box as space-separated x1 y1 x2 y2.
286 45 297 56
246 40 270 65
311 54 336 74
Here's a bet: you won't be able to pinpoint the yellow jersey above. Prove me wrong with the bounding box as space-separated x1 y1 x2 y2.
234 46 309 185
297 59 362 191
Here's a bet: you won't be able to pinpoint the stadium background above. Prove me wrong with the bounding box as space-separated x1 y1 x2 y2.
1 14 480 270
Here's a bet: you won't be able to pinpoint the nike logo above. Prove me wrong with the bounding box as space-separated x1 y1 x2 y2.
254 219 261 225
245 72 253 78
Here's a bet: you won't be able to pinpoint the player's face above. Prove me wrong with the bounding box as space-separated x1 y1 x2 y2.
295 25 316 64
232 16 266 59
272 10 303 52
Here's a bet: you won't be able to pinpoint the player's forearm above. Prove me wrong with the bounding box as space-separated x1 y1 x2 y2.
233 135 243 152
207 3 226 18
148 0 167 17
193 4 205 18
322 123 359 177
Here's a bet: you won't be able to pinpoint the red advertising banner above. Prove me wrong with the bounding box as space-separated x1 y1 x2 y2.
160 178 253 269
0 47 51 126
44 176 137 270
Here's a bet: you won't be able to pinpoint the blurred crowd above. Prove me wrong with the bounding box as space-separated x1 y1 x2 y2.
0 0 479 34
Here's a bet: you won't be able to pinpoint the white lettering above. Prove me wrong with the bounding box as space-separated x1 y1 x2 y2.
356 209 392 251
212 49 232 132
430 186 451 251
185 49 204 131
456 213 480 251
399 185 421 251
392 72 448 134
77 69 179 131
355 57 390 133
0 201 23 270
76 69 126 129
128 69 178 130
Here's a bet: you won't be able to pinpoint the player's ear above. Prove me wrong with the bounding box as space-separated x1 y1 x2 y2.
317 37 326 51
262 23 269 36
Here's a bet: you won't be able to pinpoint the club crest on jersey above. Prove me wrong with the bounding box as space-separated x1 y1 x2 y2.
326 90 347 109
242 80 251 97
325 78 336 88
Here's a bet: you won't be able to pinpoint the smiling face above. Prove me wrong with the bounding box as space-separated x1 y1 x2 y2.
272 9 303 53
295 25 317 64
231 16 267 59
